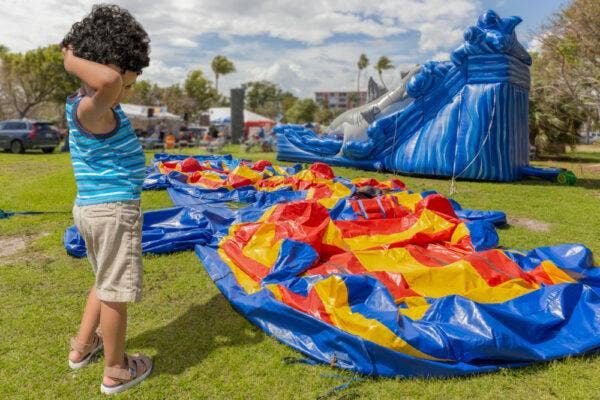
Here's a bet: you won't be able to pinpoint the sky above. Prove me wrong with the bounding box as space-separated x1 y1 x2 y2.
0 0 568 98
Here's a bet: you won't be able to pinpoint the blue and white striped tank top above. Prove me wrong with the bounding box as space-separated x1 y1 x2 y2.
66 94 146 206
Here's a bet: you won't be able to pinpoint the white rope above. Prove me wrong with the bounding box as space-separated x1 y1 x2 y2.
449 89 497 196
390 108 400 175
449 91 464 196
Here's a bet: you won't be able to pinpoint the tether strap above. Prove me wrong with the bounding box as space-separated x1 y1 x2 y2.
0 209 71 219
316 374 364 400
282 356 319 366
282 357 365 400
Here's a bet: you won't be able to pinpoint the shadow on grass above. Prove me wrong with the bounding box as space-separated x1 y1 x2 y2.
127 294 264 376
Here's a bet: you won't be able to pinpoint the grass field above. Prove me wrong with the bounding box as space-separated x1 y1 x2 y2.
1 145 600 399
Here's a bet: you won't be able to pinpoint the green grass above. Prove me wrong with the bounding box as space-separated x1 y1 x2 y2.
1 146 599 399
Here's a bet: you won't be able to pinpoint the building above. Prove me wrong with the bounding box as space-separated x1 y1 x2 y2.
315 91 367 111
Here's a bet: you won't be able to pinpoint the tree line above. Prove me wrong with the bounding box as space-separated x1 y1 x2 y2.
529 0 599 151
0 44 396 126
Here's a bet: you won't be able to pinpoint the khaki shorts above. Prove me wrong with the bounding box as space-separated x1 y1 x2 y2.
73 201 143 302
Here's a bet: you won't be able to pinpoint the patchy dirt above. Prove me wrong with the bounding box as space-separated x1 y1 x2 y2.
583 164 600 174
0 236 28 258
0 233 49 261
508 216 551 233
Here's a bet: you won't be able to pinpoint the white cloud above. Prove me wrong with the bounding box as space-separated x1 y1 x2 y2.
0 0 484 97
143 59 189 86
430 52 450 61
169 38 197 48
250 63 320 96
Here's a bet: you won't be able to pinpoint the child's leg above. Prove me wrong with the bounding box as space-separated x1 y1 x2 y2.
100 300 149 386
69 285 101 362
100 301 127 377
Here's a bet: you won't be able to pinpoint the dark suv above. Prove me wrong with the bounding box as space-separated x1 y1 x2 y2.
0 120 60 154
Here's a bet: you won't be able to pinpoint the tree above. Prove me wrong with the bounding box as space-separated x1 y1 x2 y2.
210 55 236 93
124 80 197 120
348 92 360 108
284 98 318 123
184 69 219 113
315 98 334 125
0 45 9 119
160 84 196 117
242 80 282 118
241 80 299 120
280 92 298 116
529 0 600 152
375 56 394 88
0 44 78 118
356 53 369 104
125 80 162 106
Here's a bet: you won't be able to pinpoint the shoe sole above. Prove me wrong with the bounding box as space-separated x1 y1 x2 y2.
100 362 153 395
68 344 104 370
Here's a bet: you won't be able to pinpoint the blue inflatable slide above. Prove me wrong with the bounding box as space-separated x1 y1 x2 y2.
276 10 574 184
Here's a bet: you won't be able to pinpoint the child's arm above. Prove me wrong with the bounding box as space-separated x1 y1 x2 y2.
62 47 122 122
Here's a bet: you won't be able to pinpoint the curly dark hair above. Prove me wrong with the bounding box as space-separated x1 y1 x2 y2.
61 4 150 73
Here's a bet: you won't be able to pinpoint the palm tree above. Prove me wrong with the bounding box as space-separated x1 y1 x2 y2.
356 54 369 104
375 56 394 88
211 55 236 93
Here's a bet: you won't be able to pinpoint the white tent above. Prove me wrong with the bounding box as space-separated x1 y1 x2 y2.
208 107 274 124
120 103 183 134
120 103 182 121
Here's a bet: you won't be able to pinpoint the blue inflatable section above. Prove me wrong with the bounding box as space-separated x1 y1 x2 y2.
64 205 228 257
276 10 561 182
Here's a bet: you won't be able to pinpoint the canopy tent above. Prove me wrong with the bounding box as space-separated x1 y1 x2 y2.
120 103 183 135
121 103 182 121
208 107 274 125
209 108 276 138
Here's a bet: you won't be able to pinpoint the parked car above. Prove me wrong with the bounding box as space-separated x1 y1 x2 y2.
0 119 60 154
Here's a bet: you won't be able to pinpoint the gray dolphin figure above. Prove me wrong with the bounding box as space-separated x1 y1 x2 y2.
327 65 421 137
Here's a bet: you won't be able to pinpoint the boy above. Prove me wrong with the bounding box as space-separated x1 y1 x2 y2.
62 4 152 394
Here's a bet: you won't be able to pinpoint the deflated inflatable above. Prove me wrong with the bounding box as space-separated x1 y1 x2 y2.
66 155 505 257
63 154 600 379
276 10 571 183
197 196 600 377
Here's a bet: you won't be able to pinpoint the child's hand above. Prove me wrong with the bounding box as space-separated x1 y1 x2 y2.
62 45 73 59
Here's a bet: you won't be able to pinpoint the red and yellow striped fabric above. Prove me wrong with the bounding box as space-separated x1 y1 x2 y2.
214 193 577 361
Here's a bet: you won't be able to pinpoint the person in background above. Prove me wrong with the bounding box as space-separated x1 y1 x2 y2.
209 125 219 139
